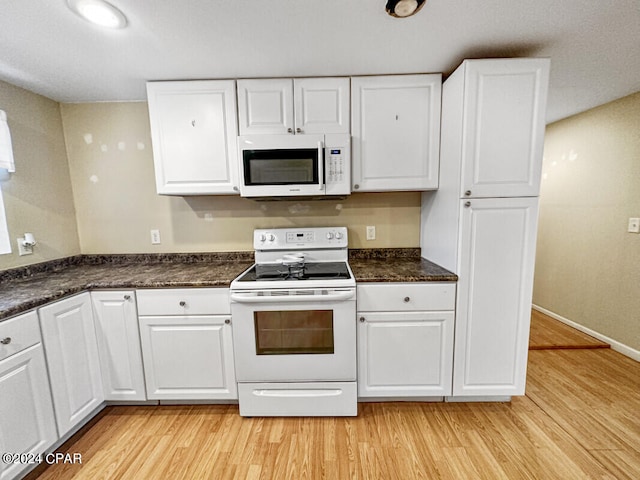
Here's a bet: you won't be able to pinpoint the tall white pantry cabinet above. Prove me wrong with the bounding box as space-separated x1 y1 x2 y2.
421 58 550 397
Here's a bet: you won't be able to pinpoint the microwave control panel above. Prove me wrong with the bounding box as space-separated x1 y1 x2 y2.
327 149 345 183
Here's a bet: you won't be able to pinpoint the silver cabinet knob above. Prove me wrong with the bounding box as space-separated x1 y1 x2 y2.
225 319 231 324
359 317 365 323
464 201 471 208
464 190 472 196
296 127 302 133
0 337 11 345
124 294 131 300
179 301 187 307
287 128 293 133
404 297 410 303
353 184 360 190
233 186 239 192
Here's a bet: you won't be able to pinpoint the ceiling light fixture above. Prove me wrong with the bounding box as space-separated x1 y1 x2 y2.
67 0 127 29
386 0 427 18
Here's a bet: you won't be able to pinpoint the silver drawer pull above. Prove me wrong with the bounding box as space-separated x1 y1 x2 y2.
179 301 187 307
404 297 410 303
124 294 131 300
0 337 11 345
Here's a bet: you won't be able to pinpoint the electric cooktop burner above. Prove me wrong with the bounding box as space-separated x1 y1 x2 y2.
237 262 351 282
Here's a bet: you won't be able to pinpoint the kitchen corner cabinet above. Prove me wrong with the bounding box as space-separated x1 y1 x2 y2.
137 289 237 400
357 283 455 397
38 293 104 438
237 77 350 135
351 74 441 192
453 197 538 397
91 291 146 401
0 311 57 480
456 59 550 198
146 80 240 195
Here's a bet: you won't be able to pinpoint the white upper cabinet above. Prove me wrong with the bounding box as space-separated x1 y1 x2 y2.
458 59 550 198
237 77 350 135
351 74 442 192
293 78 350 134
237 79 294 135
146 80 240 195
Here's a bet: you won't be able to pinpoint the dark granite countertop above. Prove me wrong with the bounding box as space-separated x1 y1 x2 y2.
349 249 457 283
0 250 457 321
0 254 254 321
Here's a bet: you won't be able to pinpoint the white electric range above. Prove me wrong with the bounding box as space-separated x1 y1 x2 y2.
230 227 357 417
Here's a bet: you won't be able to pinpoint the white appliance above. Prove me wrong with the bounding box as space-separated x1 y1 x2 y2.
237 134 351 198
230 227 357 416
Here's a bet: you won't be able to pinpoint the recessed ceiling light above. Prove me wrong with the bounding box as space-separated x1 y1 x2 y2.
67 0 127 29
386 0 427 18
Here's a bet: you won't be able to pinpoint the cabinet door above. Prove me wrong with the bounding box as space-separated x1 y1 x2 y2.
453 197 538 396
91 291 146 401
146 80 239 195
237 78 294 135
460 59 549 198
358 311 454 397
294 78 350 134
139 316 237 400
351 74 441 192
0 314 57 480
39 293 104 437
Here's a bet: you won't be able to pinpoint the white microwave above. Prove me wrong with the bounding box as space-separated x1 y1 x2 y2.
237 134 351 198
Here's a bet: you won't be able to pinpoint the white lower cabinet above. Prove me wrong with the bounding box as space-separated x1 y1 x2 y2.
91 291 146 401
38 293 104 438
453 197 539 397
357 283 456 398
0 311 57 480
137 289 237 400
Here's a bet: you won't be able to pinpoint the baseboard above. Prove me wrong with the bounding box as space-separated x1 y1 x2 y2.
532 304 640 362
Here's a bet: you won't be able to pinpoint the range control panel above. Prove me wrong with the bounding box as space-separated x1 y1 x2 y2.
254 227 348 250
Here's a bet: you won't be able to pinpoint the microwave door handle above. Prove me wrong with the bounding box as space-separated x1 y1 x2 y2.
317 141 324 191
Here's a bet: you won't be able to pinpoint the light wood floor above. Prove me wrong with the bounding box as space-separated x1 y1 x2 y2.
529 309 610 350
32 323 639 479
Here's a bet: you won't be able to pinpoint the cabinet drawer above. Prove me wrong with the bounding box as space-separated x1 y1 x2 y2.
136 288 230 316
357 283 455 311
0 310 42 362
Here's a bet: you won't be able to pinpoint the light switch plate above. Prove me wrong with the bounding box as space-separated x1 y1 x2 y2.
628 217 640 234
150 229 161 244
366 225 376 240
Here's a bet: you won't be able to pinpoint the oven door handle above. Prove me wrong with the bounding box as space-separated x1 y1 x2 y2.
230 290 354 303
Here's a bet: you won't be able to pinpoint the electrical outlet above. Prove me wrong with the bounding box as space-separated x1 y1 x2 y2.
16 238 33 256
628 217 640 234
150 229 161 244
366 225 376 241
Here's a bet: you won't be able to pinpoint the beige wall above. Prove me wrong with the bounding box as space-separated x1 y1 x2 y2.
0 81 80 270
533 92 640 351
60 102 421 253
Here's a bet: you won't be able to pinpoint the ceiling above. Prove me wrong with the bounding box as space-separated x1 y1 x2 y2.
0 0 638 124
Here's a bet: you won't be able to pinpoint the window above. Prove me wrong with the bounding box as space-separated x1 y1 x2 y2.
0 183 10 254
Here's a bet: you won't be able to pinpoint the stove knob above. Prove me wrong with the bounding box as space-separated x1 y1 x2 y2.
266 233 276 242
326 232 334 240
335 232 343 240
259 234 266 242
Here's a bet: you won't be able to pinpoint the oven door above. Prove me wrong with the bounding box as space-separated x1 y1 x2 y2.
230 288 356 382
238 135 325 197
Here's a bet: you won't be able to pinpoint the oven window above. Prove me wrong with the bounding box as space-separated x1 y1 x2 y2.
254 310 334 355
243 149 318 185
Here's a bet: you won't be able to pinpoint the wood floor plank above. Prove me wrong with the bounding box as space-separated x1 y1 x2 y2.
529 309 609 350
31 348 640 480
